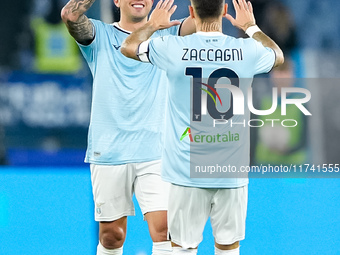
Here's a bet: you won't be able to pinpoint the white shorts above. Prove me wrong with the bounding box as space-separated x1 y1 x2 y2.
90 160 170 222
168 184 248 248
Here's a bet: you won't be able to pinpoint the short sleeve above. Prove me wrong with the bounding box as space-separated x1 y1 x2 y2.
253 40 276 75
147 36 171 71
76 19 101 64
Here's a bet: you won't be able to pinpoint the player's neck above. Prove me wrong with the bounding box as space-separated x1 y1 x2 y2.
118 16 148 32
196 21 222 33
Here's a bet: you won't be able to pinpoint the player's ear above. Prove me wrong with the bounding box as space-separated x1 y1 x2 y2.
189 6 195 19
223 3 228 16
113 0 120 8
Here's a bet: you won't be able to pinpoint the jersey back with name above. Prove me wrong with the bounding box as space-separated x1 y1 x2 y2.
77 19 180 165
147 31 275 188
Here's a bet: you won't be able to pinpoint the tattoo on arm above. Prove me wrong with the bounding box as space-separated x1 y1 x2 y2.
62 0 96 45
69 0 96 12
66 15 94 45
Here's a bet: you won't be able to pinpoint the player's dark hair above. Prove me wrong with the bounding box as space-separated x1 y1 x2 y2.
190 0 225 20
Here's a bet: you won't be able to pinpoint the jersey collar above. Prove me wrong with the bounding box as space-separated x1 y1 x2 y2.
196 31 224 36
113 22 131 34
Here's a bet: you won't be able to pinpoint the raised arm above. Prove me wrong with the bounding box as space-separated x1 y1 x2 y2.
121 0 180 61
225 0 284 68
179 17 196 36
61 0 96 45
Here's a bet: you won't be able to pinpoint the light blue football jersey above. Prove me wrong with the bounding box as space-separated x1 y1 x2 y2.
146 31 275 188
78 19 181 164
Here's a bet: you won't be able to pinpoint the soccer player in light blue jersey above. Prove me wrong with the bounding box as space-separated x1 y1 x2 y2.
122 0 284 254
61 0 195 254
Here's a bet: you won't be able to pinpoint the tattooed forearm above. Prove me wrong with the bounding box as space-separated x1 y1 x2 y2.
66 15 94 45
61 0 96 45
62 0 96 17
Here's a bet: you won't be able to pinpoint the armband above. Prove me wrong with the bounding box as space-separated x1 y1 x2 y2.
245 25 261 38
137 39 151 63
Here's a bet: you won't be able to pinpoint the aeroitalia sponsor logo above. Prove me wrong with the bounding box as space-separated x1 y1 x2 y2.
180 127 193 142
180 127 239 143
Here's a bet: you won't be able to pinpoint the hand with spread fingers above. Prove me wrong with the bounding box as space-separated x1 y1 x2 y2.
225 0 256 31
149 0 181 30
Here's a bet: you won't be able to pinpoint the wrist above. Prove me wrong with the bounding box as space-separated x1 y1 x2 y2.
245 25 261 38
146 20 160 32
241 22 256 32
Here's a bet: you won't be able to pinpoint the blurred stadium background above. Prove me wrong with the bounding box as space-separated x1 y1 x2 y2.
0 0 340 254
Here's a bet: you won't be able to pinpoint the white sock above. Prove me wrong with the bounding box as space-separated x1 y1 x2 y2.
97 242 123 255
172 247 198 255
152 241 172 255
215 246 239 255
